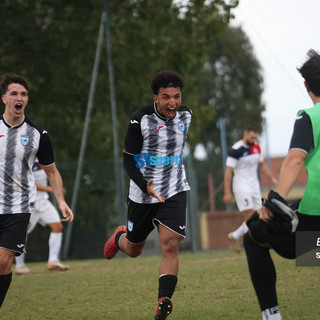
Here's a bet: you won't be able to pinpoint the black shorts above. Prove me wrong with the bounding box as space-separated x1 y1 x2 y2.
0 213 30 256
126 191 187 244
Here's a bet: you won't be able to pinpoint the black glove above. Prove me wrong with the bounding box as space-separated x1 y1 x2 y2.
263 190 299 233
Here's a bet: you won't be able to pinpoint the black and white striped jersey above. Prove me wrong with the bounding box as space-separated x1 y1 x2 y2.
124 102 192 204
0 116 55 214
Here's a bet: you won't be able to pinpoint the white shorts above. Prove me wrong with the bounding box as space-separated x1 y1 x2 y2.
233 192 262 212
28 199 61 233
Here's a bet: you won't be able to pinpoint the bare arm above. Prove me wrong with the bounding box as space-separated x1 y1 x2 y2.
35 182 52 193
223 166 234 205
35 182 66 195
275 149 306 197
257 150 306 221
43 164 74 222
258 161 278 186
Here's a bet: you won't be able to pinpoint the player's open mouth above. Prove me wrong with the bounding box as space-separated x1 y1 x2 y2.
167 107 176 116
15 104 22 111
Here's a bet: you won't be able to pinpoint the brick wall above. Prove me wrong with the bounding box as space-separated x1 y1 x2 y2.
201 210 244 250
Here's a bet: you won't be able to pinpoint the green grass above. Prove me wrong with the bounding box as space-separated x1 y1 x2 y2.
2 251 320 319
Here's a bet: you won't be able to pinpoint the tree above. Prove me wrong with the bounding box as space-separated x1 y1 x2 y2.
0 0 262 160
0 0 267 258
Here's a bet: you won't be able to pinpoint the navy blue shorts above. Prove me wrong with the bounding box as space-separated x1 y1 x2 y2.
126 192 187 244
0 213 30 256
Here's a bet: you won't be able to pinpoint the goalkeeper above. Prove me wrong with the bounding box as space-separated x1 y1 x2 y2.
244 49 320 320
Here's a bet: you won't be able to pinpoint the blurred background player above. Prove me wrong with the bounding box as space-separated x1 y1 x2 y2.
223 125 278 252
244 49 320 320
15 158 69 274
104 70 192 320
0 74 73 307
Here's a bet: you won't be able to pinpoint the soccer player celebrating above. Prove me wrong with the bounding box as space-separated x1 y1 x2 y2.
244 49 320 320
104 70 192 319
0 74 73 307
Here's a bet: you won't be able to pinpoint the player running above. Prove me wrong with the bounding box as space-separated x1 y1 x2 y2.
0 74 73 307
104 70 192 319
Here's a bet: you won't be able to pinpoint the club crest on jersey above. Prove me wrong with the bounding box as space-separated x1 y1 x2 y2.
128 220 134 232
178 120 185 132
20 135 29 146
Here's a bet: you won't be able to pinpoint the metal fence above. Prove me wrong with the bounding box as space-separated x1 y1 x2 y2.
24 154 225 262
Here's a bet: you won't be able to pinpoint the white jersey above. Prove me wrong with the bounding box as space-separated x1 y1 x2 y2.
0 116 55 214
125 103 192 204
226 140 263 194
32 160 49 201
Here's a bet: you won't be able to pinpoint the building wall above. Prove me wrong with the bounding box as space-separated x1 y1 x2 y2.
201 210 243 250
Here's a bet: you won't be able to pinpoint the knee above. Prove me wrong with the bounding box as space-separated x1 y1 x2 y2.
50 222 63 233
0 256 13 274
244 231 262 251
244 230 271 252
127 249 142 258
162 238 181 255
126 245 143 258
243 232 252 251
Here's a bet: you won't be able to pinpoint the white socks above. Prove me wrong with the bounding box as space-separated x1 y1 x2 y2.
48 232 63 263
232 222 249 240
15 252 26 269
15 232 63 266
262 306 282 320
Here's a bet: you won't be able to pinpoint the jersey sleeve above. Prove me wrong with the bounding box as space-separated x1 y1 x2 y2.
226 147 239 168
123 111 148 194
226 156 237 168
124 112 143 154
289 111 314 154
123 153 148 194
37 130 55 166
259 150 264 163
259 154 264 162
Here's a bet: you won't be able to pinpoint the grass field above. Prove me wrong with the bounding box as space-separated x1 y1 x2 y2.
2 251 319 320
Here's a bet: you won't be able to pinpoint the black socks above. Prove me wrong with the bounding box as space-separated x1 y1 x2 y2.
0 273 12 308
115 231 126 248
158 274 177 299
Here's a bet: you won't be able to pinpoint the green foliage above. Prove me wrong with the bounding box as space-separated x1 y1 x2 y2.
0 0 105 159
0 0 260 161
197 26 265 148
0 0 264 239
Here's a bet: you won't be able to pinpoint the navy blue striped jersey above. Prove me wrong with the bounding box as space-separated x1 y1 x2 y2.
0 116 54 214
124 103 192 204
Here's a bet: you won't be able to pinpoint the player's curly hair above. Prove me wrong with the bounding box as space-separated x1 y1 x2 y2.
151 70 183 95
297 49 320 96
0 74 30 94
